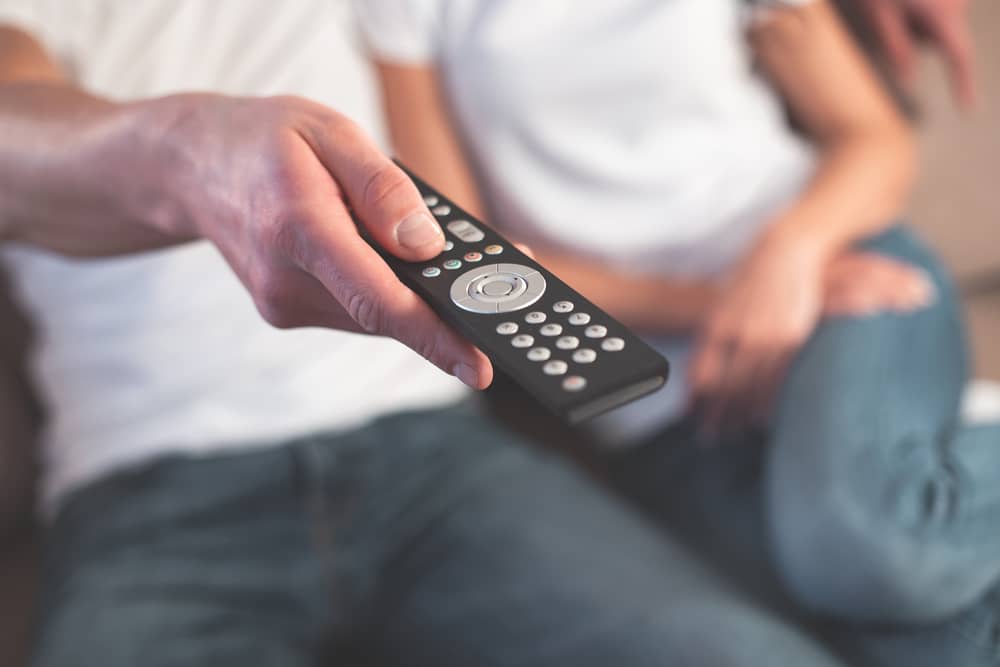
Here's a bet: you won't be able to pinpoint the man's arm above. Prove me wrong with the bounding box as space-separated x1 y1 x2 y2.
0 26 492 389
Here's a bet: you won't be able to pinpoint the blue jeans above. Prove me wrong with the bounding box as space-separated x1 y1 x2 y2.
602 227 1000 666
32 406 845 667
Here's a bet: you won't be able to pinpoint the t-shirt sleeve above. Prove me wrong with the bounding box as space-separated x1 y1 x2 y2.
352 0 443 65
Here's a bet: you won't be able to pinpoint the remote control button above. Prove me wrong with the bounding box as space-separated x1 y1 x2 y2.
446 219 485 243
562 376 587 392
450 264 546 314
464 251 483 263
601 337 625 352
422 267 441 278
495 322 518 335
585 325 608 339
553 301 574 313
443 240 454 251
540 323 563 337
568 312 591 326
556 336 579 350
527 347 551 362
432 205 451 216
525 311 546 324
484 244 504 255
511 334 534 348
543 360 568 376
423 195 439 207
443 259 462 270
573 349 597 364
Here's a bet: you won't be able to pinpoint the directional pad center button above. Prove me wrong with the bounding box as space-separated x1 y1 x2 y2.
450 263 547 314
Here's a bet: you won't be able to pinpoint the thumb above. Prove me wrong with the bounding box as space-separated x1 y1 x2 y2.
302 116 445 262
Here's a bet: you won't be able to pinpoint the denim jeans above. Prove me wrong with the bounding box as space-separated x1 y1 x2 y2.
32 406 845 667
601 227 1000 666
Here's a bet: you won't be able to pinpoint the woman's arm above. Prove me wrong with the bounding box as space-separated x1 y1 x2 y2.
749 0 917 261
375 60 717 334
690 0 920 425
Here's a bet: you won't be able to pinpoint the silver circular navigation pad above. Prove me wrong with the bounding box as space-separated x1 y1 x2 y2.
450 263 547 314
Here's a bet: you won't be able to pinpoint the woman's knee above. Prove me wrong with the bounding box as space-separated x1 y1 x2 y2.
766 439 982 624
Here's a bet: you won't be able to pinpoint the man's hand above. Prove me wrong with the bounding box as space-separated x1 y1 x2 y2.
148 94 493 389
690 234 934 433
0 81 492 388
859 0 976 107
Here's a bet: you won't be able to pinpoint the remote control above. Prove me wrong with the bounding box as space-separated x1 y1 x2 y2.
361 163 670 424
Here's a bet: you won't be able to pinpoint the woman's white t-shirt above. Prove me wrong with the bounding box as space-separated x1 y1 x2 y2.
355 0 818 441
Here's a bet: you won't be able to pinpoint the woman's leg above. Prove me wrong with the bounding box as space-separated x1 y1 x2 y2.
766 226 1000 625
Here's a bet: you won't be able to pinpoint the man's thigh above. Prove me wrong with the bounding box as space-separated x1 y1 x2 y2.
32 448 331 667
345 412 843 667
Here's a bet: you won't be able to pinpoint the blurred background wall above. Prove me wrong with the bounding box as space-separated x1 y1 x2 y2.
910 0 1000 379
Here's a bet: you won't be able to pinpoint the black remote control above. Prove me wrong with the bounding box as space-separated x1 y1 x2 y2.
363 164 670 424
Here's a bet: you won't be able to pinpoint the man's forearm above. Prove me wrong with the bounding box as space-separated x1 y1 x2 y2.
0 81 197 255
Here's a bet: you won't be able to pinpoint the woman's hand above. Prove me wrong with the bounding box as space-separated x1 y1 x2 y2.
690 230 828 434
690 233 935 434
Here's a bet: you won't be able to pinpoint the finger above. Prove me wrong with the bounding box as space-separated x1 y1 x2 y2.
868 1 918 83
300 117 445 261
923 9 978 107
296 200 492 389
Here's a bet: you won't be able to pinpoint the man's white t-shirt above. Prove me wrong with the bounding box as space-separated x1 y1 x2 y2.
355 0 817 441
0 0 467 510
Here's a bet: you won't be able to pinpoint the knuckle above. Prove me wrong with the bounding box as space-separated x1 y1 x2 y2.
346 289 386 334
361 164 411 215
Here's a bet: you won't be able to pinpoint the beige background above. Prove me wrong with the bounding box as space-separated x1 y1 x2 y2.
910 0 1000 378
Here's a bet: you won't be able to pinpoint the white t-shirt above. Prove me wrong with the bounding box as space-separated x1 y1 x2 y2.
355 0 817 441
0 0 467 510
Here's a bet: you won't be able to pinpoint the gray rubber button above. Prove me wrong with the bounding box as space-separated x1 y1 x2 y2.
540 323 563 337
527 347 551 362
556 336 579 350
602 337 625 352
553 301 574 313
423 195 439 206
543 360 568 376
511 334 534 348
585 325 608 339
568 312 591 326
432 205 451 216
496 322 518 335
525 311 546 324
573 349 597 364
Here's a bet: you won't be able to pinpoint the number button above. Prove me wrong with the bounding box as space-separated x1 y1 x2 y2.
572 349 597 364
543 360 568 376
540 324 563 337
601 337 625 352
432 205 451 216
527 347 551 362
556 336 579 350
553 301 574 313
585 325 608 339
496 322 518 335
525 311 546 324
511 334 535 348
562 376 587 392
422 267 441 278
568 312 591 326
423 195 439 206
